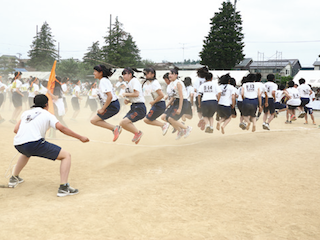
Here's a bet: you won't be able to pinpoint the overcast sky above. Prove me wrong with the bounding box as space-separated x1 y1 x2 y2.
1 0 319 67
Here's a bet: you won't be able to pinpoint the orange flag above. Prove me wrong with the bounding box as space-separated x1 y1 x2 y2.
46 60 57 114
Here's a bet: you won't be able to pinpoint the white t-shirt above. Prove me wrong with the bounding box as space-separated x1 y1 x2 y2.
264 81 278 99
243 82 260 99
186 86 194 102
11 79 22 92
218 84 234 106
61 83 68 97
298 84 311 98
255 82 265 98
88 88 98 100
39 85 48 95
275 90 285 103
147 79 165 101
286 87 301 106
306 91 315 108
98 77 117 103
126 77 145 103
193 77 206 97
170 79 188 99
237 87 243 101
28 84 39 98
198 81 221 102
21 83 29 92
14 107 59 145
72 85 80 98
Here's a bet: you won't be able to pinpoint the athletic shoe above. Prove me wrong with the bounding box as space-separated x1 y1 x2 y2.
290 115 297 121
298 112 306 118
57 183 79 197
205 126 211 133
113 125 122 142
176 129 185 140
184 126 192 138
8 175 24 188
239 122 247 130
162 123 170 136
132 131 143 144
209 127 214 133
285 120 292 124
264 123 270 130
262 122 267 130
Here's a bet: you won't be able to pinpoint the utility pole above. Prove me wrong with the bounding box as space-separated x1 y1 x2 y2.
109 14 112 46
58 42 60 62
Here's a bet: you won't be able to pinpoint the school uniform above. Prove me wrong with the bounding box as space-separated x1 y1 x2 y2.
21 82 29 104
193 77 205 113
28 83 39 107
286 87 301 109
145 79 166 121
165 79 188 121
242 82 260 117
275 90 286 110
87 88 98 112
61 83 68 109
237 87 243 116
97 77 120 120
71 85 81 111
198 81 221 118
298 84 311 107
217 84 234 119
11 79 23 108
263 81 278 114
304 91 315 114
14 107 61 160
124 77 146 122
184 85 194 116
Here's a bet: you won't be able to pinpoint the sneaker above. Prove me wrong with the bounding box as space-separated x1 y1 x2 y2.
290 115 297 121
298 112 306 118
176 129 185 140
239 122 247 130
132 131 143 144
184 126 192 138
209 127 214 133
113 125 122 142
264 123 270 130
285 120 292 124
8 175 24 188
57 183 79 197
205 126 211 133
262 122 267 130
162 123 170 136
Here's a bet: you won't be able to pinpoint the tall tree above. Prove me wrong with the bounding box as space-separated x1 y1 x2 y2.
28 21 59 71
0 56 18 76
102 17 141 68
83 41 103 66
200 1 244 70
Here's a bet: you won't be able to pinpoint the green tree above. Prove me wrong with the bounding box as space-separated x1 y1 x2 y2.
0 56 18 76
83 41 103 67
56 58 92 80
200 1 244 70
28 21 59 71
102 17 141 67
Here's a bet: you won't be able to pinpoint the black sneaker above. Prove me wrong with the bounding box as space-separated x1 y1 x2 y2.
57 183 79 197
8 175 24 188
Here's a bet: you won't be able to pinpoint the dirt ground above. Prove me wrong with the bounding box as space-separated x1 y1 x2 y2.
1 97 320 240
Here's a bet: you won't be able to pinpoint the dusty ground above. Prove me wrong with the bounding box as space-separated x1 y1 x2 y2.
1 97 320 240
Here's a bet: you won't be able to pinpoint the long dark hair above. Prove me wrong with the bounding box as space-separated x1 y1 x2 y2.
94 64 115 78
142 67 156 87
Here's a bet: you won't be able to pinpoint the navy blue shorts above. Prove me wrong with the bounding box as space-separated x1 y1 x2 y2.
300 98 310 107
15 139 61 161
98 99 120 120
275 102 286 110
195 97 202 113
263 98 276 114
71 97 80 111
201 100 218 118
304 106 313 115
217 105 232 119
165 99 188 121
146 101 166 121
184 100 193 116
288 104 298 110
242 98 258 117
237 101 243 116
124 102 146 123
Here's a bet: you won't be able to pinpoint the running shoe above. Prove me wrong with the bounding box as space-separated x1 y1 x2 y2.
113 125 122 142
176 129 185 140
209 127 214 133
8 175 24 188
298 112 306 118
205 126 211 133
57 183 79 197
262 122 267 130
184 126 192 138
285 120 292 124
239 122 247 130
162 123 170 136
132 131 143 144
264 123 270 130
290 115 297 121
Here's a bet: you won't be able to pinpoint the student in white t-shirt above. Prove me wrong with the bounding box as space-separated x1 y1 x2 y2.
87 82 98 119
182 77 194 123
61 77 70 113
10 72 24 124
71 80 82 120
198 72 221 133
216 74 236 134
9 94 89 197
283 80 301 123
255 73 264 121
28 77 40 108
262 74 278 130
304 85 316 125
297 78 312 118
141 68 168 135
90 65 121 142
118 67 146 144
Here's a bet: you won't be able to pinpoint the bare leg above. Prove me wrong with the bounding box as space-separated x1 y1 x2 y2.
90 115 115 131
168 117 187 130
56 149 71 184
120 118 139 134
12 154 30 176
144 118 164 127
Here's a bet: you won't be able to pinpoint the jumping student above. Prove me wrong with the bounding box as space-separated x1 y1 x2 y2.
71 80 82 120
87 81 98 119
297 78 312 118
274 84 287 116
10 72 24 124
283 80 301 123
216 74 236 134
90 65 121 142
304 84 316 125
241 73 262 132
9 94 89 197
182 77 194 122
229 77 238 119
197 72 221 133
161 68 192 140
142 68 169 135
262 74 278 130
117 67 146 144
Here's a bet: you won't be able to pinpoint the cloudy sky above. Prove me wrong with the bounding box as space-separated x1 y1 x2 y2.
1 0 319 67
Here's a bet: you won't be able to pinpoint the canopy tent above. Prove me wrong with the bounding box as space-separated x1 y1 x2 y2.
293 70 320 87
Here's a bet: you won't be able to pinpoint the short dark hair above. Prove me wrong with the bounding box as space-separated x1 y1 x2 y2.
299 78 306 85
32 94 48 108
94 65 114 78
288 80 295 88
267 74 275 82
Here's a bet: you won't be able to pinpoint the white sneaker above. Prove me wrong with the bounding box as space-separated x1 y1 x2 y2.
162 123 170 136
176 129 185 140
265 123 270 130
184 126 192 138
262 122 267 130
